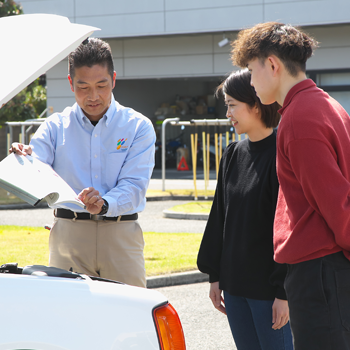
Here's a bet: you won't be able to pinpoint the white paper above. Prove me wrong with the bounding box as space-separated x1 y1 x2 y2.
0 153 85 208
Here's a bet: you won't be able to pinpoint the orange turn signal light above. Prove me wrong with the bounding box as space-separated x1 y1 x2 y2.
153 302 186 350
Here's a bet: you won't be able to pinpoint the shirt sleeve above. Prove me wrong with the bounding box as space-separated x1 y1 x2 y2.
103 119 156 216
287 138 350 251
197 149 227 283
30 118 56 166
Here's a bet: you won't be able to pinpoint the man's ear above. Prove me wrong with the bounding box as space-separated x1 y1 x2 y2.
112 71 116 89
267 55 281 77
68 74 74 92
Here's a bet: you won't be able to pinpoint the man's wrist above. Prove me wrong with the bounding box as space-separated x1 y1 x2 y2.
98 199 109 216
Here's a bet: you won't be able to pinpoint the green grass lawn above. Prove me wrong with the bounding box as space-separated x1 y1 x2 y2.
0 225 203 276
144 232 202 275
0 226 50 264
169 201 213 213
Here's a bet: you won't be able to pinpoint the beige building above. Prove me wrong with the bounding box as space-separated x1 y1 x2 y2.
1 0 349 162
19 0 350 117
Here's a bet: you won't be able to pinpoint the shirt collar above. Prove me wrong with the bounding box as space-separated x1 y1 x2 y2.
104 93 116 127
278 79 316 115
74 93 116 127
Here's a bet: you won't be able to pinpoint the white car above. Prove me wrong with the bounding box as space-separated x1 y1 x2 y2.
0 14 186 350
0 264 185 349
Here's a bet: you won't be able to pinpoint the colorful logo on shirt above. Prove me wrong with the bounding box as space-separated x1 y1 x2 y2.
117 138 128 151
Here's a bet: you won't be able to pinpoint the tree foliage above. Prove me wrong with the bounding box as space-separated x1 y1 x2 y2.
0 79 47 123
0 0 23 17
0 0 47 124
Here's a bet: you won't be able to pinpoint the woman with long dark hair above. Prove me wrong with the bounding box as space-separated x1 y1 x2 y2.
197 69 293 350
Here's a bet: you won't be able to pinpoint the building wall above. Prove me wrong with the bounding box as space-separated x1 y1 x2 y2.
20 0 350 37
2 2 349 159
17 1 350 119
45 30 235 113
44 23 350 114
306 24 350 70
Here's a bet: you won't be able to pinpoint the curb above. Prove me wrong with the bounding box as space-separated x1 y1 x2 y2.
147 270 209 289
0 202 49 210
163 209 209 221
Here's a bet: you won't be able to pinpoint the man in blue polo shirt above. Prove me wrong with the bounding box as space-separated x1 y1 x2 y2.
11 38 156 287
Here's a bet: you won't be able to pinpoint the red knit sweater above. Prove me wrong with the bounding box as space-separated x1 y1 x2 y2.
274 79 350 264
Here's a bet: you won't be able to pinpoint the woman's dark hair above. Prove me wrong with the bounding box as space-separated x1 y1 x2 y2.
216 69 281 128
68 38 114 81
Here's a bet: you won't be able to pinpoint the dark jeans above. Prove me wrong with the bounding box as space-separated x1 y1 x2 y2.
285 251 350 350
223 292 293 350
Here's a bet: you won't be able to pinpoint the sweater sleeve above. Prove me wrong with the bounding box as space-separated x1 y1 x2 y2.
197 149 227 283
287 138 350 251
269 263 287 300
269 154 287 300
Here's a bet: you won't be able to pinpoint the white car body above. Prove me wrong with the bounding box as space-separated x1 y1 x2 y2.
0 272 169 349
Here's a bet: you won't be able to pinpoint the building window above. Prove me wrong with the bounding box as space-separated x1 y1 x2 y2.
328 91 350 113
316 72 350 86
307 70 350 114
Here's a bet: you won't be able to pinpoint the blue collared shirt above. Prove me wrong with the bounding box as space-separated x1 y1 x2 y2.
30 94 156 216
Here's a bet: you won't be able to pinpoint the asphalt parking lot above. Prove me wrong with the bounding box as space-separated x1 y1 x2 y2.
156 282 236 350
0 173 236 349
0 201 236 350
0 200 208 232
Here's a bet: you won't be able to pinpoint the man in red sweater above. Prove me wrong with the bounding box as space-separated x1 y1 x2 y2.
230 22 350 349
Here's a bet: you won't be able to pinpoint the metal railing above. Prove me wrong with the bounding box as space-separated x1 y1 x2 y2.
5 108 49 154
5 119 46 155
161 117 232 191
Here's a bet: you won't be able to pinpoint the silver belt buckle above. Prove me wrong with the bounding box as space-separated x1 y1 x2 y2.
90 214 105 221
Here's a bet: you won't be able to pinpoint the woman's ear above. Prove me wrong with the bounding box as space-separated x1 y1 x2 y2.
253 103 260 116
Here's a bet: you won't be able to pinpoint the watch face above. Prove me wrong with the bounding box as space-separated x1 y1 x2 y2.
101 205 107 215
99 201 108 215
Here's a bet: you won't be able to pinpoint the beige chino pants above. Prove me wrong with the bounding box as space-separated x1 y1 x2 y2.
49 217 146 287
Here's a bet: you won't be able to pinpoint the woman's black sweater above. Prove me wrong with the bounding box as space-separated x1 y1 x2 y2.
197 131 287 300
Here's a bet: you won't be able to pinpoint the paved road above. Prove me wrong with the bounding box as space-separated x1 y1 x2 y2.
0 200 208 233
155 282 236 350
0 200 237 349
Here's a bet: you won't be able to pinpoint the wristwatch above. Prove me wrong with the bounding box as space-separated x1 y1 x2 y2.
98 199 109 216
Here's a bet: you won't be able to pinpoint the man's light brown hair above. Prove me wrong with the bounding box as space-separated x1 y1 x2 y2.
231 22 319 77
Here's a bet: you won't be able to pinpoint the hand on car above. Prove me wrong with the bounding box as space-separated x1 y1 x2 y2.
209 281 226 315
272 298 290 330
10 142 32 156
78 187 104 215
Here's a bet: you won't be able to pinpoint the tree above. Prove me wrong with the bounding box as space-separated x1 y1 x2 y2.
0 89 36 123
25 78 47 117
0 0 22 17
0 1 47 124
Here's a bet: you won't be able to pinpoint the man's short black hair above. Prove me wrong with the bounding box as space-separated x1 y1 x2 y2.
68 38 114 80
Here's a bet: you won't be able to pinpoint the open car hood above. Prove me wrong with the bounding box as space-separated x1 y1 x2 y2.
0 13 100 107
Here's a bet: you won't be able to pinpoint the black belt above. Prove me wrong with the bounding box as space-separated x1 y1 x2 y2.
55 208 138 221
